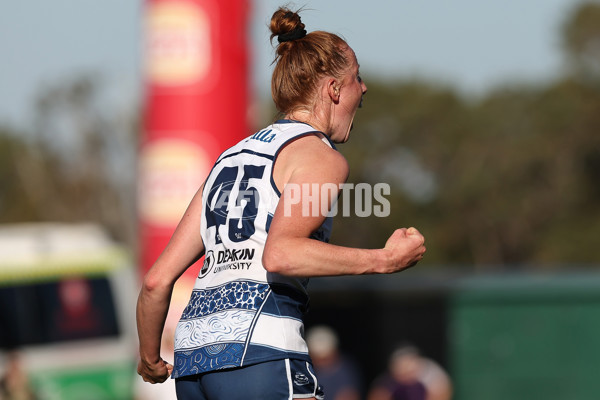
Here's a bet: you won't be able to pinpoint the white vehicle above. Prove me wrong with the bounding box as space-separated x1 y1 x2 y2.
0 223 138 400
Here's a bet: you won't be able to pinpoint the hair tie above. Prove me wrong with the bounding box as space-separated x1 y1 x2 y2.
278 27 307 43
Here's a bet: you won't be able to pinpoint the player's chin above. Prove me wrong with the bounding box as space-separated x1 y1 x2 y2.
342 128 352 143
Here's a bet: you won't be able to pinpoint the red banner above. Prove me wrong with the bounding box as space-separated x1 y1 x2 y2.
138 0 251 282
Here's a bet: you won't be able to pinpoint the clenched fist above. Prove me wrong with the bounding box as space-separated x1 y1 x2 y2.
137 357 173 384
381 227 426 273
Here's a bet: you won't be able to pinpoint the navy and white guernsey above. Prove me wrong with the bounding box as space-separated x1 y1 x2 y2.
172 120 336 378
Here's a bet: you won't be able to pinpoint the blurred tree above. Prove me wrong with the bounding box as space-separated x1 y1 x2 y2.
333 73 600 268
562 1 600 82
0 74 138 247
333 80 499 266
328 1 600 268
0 127 45 222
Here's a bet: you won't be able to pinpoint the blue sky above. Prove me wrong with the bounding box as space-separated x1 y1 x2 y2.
0 0 584 129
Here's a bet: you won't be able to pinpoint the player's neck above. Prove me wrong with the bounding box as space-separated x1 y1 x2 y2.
286 110 331 138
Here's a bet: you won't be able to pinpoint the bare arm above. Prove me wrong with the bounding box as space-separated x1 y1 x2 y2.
136 185 205 383
263 136 425 277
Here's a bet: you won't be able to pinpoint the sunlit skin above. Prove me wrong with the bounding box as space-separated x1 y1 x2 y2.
326 48 368 143
287 46 367 144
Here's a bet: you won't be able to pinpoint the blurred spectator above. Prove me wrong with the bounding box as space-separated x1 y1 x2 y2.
417 354 452 400
367 344 452 400
306 325 363 400
0 351 38 400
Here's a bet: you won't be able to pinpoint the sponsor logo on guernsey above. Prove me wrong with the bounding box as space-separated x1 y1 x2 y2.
198 250 215 278
212 248 255 273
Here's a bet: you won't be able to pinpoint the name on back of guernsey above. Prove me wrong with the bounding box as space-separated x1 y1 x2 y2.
250 128 275 143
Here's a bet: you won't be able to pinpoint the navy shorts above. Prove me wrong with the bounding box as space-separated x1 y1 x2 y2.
175 358 324 400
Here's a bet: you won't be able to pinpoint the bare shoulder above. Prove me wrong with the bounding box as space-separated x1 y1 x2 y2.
275 134 349 188
282 134 348 171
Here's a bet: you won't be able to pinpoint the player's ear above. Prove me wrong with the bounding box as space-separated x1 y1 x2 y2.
326 78 340 102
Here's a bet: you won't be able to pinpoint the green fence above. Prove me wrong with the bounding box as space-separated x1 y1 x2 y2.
449 273 600 400
30 361 136 400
